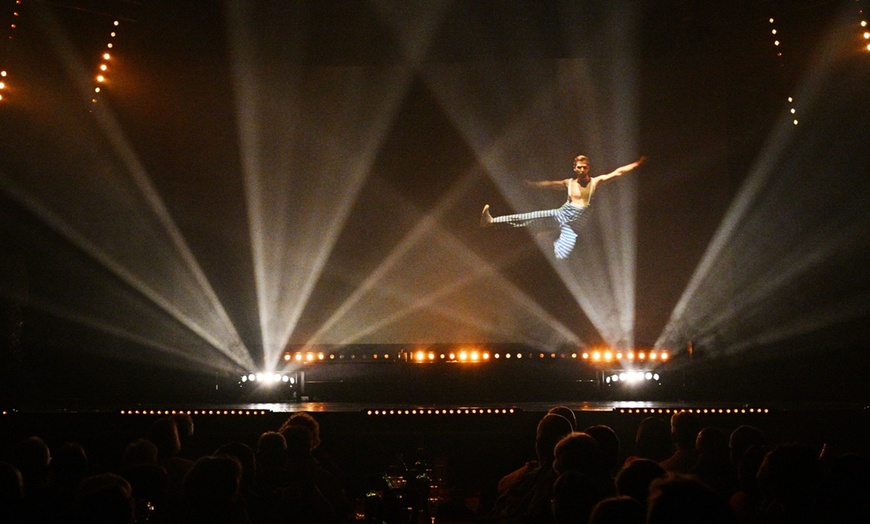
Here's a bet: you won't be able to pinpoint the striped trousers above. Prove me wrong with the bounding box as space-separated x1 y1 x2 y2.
491 202 587 259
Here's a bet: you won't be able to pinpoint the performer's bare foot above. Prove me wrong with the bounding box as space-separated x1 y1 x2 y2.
480 204 493 227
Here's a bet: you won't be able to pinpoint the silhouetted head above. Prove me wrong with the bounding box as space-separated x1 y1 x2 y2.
279 412 321 449
616 458 666 505
535 414 574 465
647 474 734 524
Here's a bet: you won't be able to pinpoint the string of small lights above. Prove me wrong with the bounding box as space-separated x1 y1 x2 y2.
282 348 670 365
0 0 22 104
120 408 271 416
615 407 771 415
858 0 869 52
768 15 800 127
365 407 519 417
91 18 119 105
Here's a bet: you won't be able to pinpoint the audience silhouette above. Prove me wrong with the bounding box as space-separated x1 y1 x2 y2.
0 407 867 523
660 411 701 473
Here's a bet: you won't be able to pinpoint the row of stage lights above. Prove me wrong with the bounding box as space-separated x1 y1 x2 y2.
282 348 669 365
240 373 295 385
92 20 119 104
858 0 870 52
364 406 770 417
0 0 21 103
604 371 661 385
5 407 774 417
365 408 518 417
616 407 770 415
768 16 800 127
768 5 870 127
0 2 120 105
120 409 270 416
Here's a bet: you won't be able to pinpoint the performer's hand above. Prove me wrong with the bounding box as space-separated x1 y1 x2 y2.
636 155 648 166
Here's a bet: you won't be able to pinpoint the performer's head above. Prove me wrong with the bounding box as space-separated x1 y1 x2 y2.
573 155 590 179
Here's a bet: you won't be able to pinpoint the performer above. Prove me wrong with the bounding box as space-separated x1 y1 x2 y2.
481 154 646 259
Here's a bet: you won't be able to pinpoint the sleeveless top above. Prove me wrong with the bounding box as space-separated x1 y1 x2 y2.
567 177 596 208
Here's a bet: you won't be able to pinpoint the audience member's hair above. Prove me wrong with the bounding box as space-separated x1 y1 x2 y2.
279 412 322 449
50 442 89 484
548 406 577 431
553 432 604 476
551 471 606 524
0 461 23 502
729 425 765 466
150 417 182 459
256 431 287 465
670 411 701 450
281 425 314 459
633 417 673 461
757 443 824 513
647 473 735 524
616 458 666 505
588 495 645 524
183 455 243 505
535 414 575 465
585 424 620 475
122 439 158 466
75 473 136 524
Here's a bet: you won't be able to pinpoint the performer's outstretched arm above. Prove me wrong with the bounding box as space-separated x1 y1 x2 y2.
595 156 647 182
523 179 569 189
